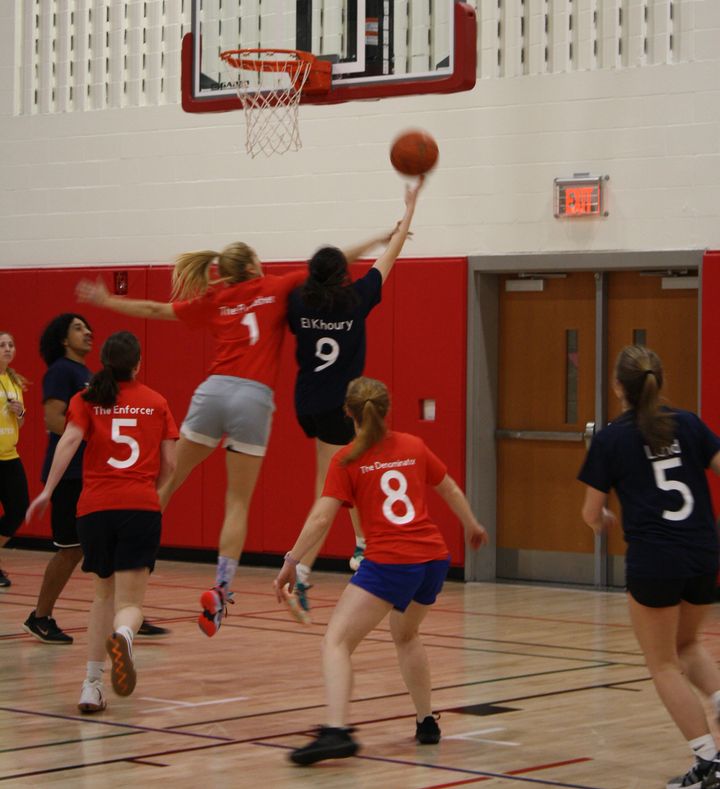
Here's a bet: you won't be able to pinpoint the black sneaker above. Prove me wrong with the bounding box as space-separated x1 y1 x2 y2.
0 568 11 588
667 756 715 788
136 620 170 637
22 611 73 644
700 756 720 789
290 727 359 765
416 714 441 744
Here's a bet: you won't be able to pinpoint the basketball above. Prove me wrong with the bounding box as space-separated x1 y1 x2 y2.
390 129 439 176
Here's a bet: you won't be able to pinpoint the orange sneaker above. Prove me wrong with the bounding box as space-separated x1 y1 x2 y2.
105 632 136 696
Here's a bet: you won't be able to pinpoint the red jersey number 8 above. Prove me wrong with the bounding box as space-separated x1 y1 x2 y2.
108 418 140 469
380 470 416 526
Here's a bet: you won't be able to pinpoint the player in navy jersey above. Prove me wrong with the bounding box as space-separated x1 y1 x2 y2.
578 345 720 789
284 177 424 622
23 314 93 645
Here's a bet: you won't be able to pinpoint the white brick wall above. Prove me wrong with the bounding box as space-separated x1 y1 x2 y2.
1 0 719 267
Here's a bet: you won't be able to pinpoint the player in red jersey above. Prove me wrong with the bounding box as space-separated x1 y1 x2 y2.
26 332 178 712
77 243 307 636
274 376 488 765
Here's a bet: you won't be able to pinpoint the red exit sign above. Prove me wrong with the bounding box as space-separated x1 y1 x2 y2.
554 175 608 218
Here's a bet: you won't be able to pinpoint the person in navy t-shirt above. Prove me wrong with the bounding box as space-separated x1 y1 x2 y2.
578 345 720 789
284 177 424 623
23 314 93 645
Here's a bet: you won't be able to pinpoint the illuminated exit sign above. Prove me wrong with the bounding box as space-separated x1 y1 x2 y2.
554 174 609 218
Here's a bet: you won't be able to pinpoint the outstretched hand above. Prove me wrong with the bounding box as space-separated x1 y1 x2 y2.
404 174 425 208
76 276 110 306
273 562 297 603
26 491 51 524
466 522 489 550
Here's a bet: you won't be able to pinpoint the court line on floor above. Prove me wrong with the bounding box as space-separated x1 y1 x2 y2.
164 664 630 731
0 706 235 741
0 730 141 754
253 742 604 789
0 721 602 788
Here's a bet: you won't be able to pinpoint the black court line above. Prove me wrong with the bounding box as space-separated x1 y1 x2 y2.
126 758 167 767
0 730 140 754
166 664 620 731
172 616 640 670
0 706 235 742
419 631 643 658
253 742 606 789
0 722 601 787
463 675 651 710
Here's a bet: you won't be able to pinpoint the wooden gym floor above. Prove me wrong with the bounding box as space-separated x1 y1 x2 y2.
1 548 719 788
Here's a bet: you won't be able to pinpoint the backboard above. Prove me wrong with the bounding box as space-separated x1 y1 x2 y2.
182 1 476 112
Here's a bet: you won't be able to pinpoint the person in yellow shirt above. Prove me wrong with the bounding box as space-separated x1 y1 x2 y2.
0 331 29 587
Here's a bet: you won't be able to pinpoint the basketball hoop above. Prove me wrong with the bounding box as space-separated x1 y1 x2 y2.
220 49 331 158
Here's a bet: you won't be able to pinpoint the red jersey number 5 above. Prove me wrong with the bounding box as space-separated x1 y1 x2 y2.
108 418 140 469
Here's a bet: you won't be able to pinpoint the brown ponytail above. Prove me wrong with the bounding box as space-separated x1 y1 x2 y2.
615 345 675 454
171 242 260 300
342 377 390 465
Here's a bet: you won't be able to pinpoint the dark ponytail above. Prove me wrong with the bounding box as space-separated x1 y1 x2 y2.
83 331 141 408
615 345 675 454
302 247 360 312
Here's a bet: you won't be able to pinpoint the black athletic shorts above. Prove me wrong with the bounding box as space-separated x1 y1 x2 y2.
626 574 718 608
0 458 29 538
50 478 83 548
297 405 354 445
77 509 162 579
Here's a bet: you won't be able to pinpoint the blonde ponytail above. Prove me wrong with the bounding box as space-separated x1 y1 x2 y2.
171 250 217 300
171 242 261 300
342 377 390 465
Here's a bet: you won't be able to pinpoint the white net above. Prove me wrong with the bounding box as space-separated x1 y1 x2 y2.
225 51 312 158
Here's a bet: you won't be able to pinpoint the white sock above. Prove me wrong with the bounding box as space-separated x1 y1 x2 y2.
711 691 720 716
86 661 104 683
216 555 239 590
116 625 134 654
296 563 311 585
689 734 717 761
355 537 366 549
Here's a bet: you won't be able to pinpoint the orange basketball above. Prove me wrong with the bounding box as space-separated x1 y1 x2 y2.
390 129 439 176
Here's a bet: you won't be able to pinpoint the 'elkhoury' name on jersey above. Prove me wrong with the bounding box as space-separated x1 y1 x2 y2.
300 317 354 332
219 295 276 316
644 439 681 460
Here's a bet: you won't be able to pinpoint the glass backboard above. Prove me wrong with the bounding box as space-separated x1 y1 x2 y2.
182 0 476 112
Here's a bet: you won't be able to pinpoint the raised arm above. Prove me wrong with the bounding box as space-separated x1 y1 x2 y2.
372 176 424 283
342 230 396 266
434 474 488 549
77 277 177 321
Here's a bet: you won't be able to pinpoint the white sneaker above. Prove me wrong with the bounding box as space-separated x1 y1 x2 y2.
78 679 106 713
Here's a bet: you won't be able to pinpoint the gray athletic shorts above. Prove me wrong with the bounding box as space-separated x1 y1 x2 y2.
181 375 275 457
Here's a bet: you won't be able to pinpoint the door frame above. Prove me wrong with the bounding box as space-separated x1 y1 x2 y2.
464 249 704 583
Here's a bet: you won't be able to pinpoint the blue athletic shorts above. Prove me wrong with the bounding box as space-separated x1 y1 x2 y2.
350 556 451 612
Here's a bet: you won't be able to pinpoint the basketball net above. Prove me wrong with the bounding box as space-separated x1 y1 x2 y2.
224 52 312 158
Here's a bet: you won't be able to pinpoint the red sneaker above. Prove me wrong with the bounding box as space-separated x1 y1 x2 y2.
198 586 233 637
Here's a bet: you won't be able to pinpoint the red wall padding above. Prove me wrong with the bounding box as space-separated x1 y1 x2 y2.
1 258 468 566
701 251 720 513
